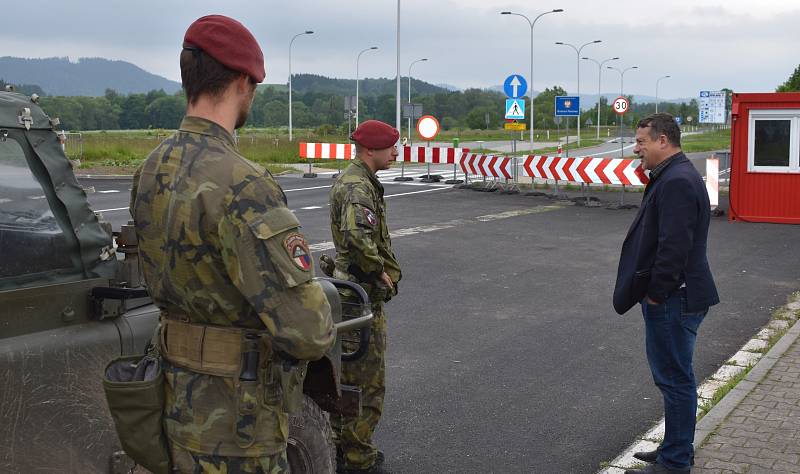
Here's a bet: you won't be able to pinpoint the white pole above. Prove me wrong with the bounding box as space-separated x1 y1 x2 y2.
288 31 313 142
655 75 670 114
356 46 378 126
408 58 427 145
396 0 401 139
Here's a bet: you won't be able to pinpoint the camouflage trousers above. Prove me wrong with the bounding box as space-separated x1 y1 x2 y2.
169 444 289 473
332 302 387 470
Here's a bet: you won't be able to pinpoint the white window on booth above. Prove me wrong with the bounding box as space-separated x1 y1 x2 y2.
747 109 800 173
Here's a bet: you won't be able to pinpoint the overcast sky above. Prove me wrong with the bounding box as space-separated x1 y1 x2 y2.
2 0 798 100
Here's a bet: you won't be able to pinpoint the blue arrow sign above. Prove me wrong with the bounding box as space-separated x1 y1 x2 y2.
554 96 580 117
505 99 525 120
503 74 528 99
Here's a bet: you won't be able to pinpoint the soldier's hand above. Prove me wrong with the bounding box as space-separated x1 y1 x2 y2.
380 271 394 290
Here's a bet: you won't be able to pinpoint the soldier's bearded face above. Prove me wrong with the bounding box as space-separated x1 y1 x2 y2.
235 81 257 129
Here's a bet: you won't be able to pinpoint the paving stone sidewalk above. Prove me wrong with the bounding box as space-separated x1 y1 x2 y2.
693 334 800 473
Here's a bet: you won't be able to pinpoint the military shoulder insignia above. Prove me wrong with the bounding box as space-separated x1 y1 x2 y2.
284 233 311 271
363 207 378 226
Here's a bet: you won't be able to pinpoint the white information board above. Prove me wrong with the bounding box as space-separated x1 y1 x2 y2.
699 90 727 124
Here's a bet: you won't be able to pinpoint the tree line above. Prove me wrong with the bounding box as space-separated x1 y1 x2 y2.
2 79 706 133
7 64 800 132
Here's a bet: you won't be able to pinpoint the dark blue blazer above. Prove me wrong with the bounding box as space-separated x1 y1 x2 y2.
613 152 719 315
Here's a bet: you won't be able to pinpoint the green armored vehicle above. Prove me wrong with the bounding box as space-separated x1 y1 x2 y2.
0 89 370 473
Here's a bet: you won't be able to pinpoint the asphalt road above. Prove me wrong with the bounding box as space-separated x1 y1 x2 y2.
80 169 800 473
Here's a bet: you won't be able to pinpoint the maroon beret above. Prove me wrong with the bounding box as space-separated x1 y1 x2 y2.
183 15 266 83
351 120 400 149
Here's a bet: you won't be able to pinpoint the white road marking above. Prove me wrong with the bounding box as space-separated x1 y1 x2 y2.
97 189 121 194
309 203 564 253
385 188 451 198
0 198 12 204
300 205 323 210
95 207 130 213
284 185 332 192
27 195 46 200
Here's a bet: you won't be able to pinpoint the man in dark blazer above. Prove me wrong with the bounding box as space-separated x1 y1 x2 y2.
614 113 719 474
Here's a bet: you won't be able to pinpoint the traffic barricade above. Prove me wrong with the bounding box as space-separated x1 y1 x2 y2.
298 142 355 178
398 146 469 183
459 153 514 192
522 155 649 206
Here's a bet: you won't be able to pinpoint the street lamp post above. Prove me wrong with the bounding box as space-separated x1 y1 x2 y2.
355 46 378 126
607 65 638 97
555 39 601 147
582 56 619 140
607 65 638 158
407 58 428 145
288 30 313 142
501 9 563 152
655 75 671 113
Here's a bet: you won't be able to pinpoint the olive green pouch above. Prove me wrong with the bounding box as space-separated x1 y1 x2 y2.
103 355 170 474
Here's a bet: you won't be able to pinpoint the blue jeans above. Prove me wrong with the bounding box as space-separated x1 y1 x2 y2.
641 288 707 471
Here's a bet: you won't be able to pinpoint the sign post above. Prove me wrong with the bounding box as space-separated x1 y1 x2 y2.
416 115 441 183
396 103 424 181
612 96 630 207
554 96 580 198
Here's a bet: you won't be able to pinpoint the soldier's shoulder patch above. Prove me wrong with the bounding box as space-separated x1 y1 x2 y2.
284 233 311 271
362 207 378 227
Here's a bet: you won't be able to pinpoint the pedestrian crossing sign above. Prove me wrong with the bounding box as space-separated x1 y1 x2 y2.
505 99 525 120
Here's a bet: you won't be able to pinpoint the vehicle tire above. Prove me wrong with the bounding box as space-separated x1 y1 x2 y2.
287 395 336 474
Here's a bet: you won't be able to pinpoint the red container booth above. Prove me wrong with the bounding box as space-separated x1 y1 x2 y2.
729 92 800 224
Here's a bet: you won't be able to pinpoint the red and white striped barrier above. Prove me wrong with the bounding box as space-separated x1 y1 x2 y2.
522 156 649 186
459 154 513 179
398 146 469 164
299 142 355 160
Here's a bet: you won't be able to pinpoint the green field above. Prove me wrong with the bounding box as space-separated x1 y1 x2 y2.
69 125 730 172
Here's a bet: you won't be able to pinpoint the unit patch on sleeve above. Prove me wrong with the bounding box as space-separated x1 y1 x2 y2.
363 207 378 227
284 233 311 271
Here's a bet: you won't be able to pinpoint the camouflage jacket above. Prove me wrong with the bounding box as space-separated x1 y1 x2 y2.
329 159 402 290
131 116 334 455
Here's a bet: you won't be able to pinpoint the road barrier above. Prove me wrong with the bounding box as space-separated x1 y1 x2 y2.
459 154 513 179
299 142 354 160
522 155 649 186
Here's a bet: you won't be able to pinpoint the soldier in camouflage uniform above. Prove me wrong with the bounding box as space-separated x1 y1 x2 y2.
328 120 402 474
130 15 334 473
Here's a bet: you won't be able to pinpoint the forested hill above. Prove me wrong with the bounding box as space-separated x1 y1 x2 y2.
0 57 182 96
270 73 452 97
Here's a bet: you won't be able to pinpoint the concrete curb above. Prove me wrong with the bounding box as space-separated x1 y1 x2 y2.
598 294 800 474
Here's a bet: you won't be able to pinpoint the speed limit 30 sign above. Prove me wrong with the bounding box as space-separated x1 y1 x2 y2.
613 96 629 115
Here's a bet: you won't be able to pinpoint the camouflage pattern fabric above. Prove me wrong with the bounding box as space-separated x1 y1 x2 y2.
331 302 387 470
130 116 334 458
329 158 401 469
170 443 289 473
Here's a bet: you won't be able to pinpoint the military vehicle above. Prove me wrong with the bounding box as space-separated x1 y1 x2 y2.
0 88 371 473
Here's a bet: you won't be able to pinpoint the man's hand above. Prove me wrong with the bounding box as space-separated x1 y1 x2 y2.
380 271 394 290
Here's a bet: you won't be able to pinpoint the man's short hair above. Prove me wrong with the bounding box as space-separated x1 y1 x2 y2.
180 48 247 105
637 113 681 147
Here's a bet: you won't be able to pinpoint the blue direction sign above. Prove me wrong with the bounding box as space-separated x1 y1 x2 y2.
555 96 580 117
503 74 528 99
675 116 683 125
505 99 525 120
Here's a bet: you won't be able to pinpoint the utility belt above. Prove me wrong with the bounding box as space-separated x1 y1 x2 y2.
159 316 306 413
159 317 271 378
